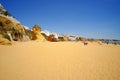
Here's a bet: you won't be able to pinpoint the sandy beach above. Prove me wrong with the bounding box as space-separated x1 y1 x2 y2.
0 41 120 80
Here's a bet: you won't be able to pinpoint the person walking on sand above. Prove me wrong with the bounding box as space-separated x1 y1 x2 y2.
84 42 88 45
82 41 88 45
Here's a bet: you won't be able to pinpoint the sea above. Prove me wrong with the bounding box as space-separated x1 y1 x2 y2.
103 41 120 45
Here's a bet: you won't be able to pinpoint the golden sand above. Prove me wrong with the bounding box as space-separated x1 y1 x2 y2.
0 41 120 80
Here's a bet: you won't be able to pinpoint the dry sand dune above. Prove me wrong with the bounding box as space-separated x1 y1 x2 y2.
0 41 120 80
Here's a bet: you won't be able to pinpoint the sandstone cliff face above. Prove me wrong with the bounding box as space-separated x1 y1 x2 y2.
0 3 11 16
0 16 25 32
0 34 11 45
0 15 26 41
0 3 28 44
30 25 46 41
0 3 47 44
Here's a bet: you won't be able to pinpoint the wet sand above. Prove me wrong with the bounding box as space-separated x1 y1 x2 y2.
0 41 120 80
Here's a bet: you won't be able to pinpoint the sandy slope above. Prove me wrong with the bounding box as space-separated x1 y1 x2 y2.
0 41 120 80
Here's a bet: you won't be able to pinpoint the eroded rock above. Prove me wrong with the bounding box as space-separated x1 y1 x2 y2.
31 24 46 41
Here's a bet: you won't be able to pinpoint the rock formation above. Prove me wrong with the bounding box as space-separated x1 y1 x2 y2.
0 3 29 43
0 34 11 45
0 15 26 41
0 3 11 16
30 24 46 41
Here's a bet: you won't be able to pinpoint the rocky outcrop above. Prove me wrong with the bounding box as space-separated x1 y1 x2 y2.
0 34 11 45
30 24 46 41
0 3 29 42
0 16 24 32
0 3 11 16
0 15 26 41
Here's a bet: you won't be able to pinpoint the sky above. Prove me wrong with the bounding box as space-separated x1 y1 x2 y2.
0 0 120 39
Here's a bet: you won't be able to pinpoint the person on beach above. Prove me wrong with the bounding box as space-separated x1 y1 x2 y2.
83 41 88 45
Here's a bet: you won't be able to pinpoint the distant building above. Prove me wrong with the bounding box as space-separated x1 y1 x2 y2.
67 35 77 41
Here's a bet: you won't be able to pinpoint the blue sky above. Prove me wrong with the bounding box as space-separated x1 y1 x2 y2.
1 0 120 39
